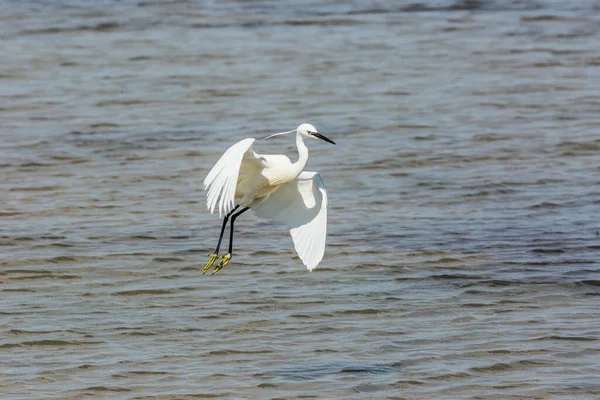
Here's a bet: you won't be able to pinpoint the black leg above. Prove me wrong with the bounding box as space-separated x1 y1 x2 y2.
204 205 240 274
227 206 250 254
214 205 239 254
210 206 250 275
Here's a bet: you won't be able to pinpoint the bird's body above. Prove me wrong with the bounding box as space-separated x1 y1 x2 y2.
238 149 294 207
202 123 335 274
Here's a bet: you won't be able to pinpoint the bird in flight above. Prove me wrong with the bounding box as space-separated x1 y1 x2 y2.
202 123 335 274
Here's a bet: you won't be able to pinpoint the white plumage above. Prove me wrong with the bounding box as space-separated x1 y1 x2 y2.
204 138 257 217
253 172 327 271
202 123 335 273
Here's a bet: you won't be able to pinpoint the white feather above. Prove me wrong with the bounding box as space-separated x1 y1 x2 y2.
252 171 328 271
203 138 256 217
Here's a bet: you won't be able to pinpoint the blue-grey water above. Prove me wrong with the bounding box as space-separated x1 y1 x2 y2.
2 1 600 399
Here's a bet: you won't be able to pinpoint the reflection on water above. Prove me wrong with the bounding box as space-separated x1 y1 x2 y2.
2 0 600 398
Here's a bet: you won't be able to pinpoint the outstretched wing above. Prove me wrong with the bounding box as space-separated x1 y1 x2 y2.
203 138 256 217
252 171 328 271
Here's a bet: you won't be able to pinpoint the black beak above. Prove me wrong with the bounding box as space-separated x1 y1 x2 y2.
313 132 336 145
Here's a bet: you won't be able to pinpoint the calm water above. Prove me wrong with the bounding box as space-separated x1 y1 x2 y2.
2 1 600 399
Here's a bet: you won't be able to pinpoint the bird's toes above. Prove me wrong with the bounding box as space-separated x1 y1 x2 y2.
203 254 219 274
212 254 232 275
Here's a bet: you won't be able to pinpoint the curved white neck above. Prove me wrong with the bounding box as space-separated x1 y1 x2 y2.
291 132 309 177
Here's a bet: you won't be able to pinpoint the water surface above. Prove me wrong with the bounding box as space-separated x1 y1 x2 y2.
2 1 600 398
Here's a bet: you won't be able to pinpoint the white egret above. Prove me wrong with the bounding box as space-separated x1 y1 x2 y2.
202 123 335 274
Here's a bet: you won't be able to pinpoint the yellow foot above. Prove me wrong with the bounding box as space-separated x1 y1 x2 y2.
203 254 219 274
212 254 232 275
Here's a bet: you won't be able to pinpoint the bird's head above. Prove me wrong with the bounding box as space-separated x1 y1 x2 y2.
263 123 335 145
297 123 336 145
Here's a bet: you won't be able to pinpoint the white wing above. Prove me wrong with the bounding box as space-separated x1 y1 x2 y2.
252 171 328 271
203 138 256 217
